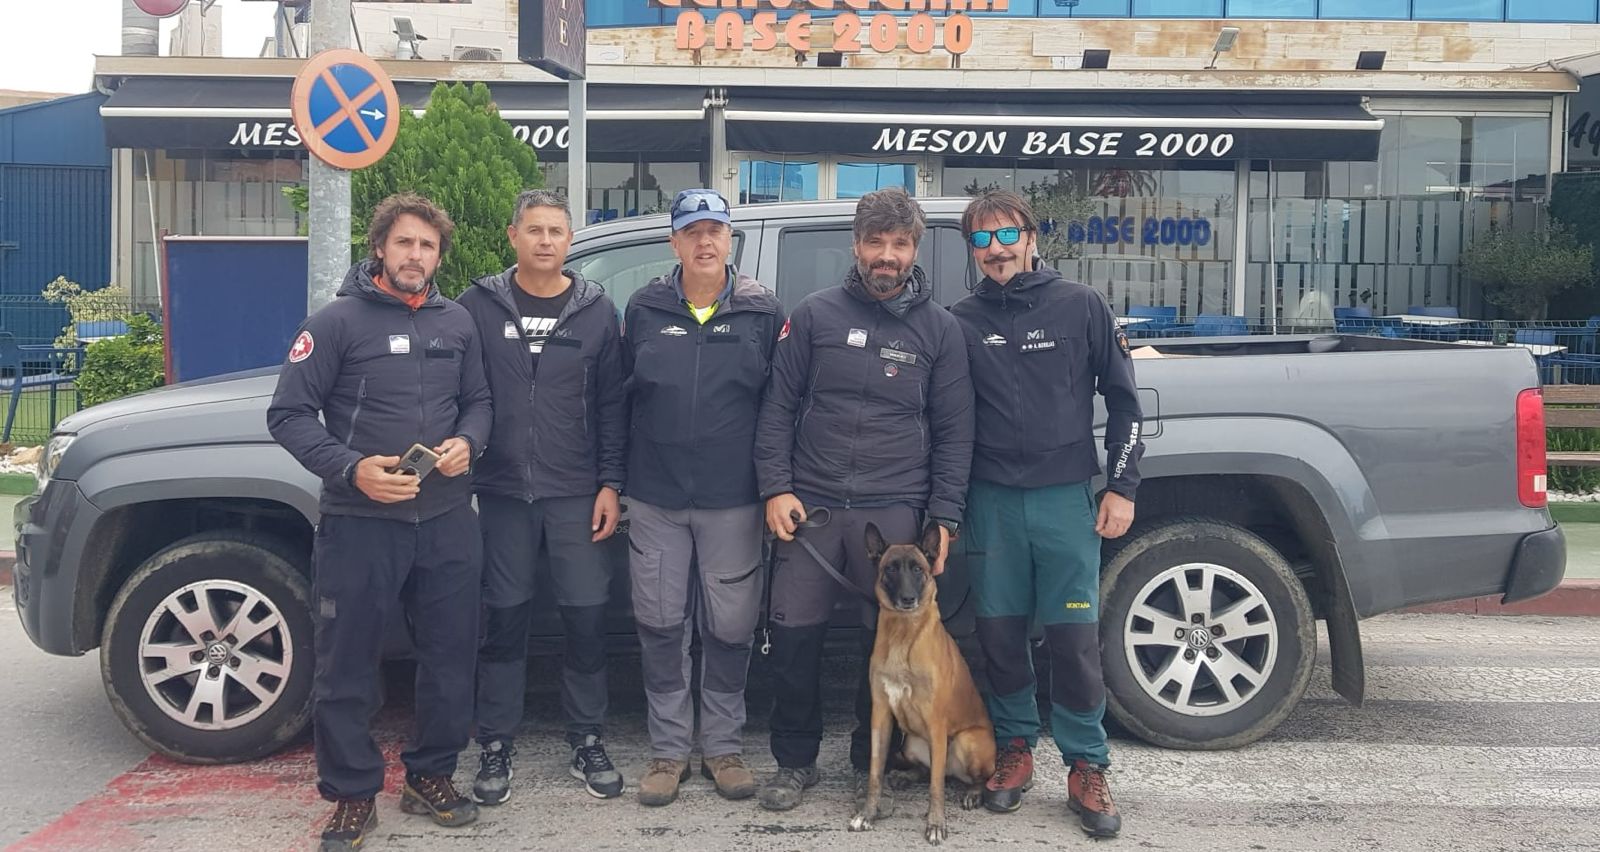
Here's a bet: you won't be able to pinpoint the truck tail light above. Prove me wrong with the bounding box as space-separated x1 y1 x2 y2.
1516 388 1547 509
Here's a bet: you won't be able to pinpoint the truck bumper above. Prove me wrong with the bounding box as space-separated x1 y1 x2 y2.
1502 525 1567 605
12 480 92 656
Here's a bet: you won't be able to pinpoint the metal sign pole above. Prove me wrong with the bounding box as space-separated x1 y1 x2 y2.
307 0 353 312
569 77 587 228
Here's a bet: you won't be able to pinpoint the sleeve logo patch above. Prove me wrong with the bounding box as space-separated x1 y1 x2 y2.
778 317 791 341
288 330 314 363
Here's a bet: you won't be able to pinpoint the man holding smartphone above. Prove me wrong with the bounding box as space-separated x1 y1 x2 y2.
268 192 493 852
456 189 629 804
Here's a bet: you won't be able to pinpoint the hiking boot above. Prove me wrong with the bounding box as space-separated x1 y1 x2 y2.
639 758 692 807
1067 760 1121 838
757 765 819 811
400 773 479 828
701 753 758 800
982 738 1034 813
319 797 377 852
570 735 625 799
472 739 515 806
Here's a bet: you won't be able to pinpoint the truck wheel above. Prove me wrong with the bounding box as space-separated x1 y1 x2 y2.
1100 518 1315 750
100 532 314 764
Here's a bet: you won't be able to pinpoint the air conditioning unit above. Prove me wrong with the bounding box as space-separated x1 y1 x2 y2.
453 44 504 61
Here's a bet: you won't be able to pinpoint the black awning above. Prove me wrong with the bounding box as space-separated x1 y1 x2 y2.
725 93 1383 161
100 77 708 157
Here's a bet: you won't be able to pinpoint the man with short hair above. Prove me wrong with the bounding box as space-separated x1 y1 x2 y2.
622 188 784 806
457 188 628 804
753 186 974 812
950 189 1143 838
268 192 493 851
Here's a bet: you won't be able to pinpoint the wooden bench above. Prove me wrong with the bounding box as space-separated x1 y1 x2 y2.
1544 385 1600 467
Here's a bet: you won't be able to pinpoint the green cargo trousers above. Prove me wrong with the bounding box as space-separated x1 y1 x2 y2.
963 478 1110 766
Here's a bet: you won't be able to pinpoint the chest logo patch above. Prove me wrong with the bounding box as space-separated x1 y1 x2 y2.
504 321 519 339
713 323 732 334
661 325 688 337
847 328 868 348
984 333 1006 347
884 363 899 377
1026 328 1046 341
879 347 917 366
389 334 411 355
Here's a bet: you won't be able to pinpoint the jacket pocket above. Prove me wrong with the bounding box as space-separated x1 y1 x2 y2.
344 377 368 446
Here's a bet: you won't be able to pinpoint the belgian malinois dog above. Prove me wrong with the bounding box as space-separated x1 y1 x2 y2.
849 522 996 845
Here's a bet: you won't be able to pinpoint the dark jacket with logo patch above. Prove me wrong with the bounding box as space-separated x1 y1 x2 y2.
623 267 783 510
456 267 627 502
949 266 1143 499
754 266 974 525
267 260 493 522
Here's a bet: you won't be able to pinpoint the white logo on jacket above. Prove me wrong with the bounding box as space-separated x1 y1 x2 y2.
984 333 1006 346
1026 328 1046 341
847 328 868 348
661 325 688 337
389 335 411 355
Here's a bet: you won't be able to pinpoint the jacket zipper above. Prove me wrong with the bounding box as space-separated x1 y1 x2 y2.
345 377 368 446
687 318 705 506
410 309 424 524
1009 308 1026 454
841 313 881 509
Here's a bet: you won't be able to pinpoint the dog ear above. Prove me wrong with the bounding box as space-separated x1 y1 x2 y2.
918 521 943 565
865 522 889 565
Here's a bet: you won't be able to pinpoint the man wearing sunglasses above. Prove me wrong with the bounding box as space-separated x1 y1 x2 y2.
949 190 1144 838
620 189 784 806
754 186 974 812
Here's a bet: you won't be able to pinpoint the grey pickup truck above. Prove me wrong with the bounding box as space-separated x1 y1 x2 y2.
12 198 1565 765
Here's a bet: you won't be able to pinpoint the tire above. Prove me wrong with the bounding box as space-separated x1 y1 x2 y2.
100 531 315 764
1099 518 1315 750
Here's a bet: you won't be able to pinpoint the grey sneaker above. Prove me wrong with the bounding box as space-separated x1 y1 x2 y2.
570 735 625 799
473 739 514 805
758 765 820 812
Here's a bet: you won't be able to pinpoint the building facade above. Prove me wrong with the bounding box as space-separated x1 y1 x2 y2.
96 1 1600 323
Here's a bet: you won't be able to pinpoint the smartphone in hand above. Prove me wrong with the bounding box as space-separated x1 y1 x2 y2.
388 443 441 480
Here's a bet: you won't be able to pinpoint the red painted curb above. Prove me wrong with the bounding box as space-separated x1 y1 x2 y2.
0 550 12 587
1399 580 1600 617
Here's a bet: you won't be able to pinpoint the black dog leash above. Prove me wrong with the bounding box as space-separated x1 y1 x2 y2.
756 506 876 657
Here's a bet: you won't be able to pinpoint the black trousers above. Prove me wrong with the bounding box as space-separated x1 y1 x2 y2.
311 504 482 801
766 505 917 771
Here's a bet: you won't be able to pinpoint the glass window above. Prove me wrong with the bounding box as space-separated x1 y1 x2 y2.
964 0 1042 17
1225 0 1316 17
1318 0 1409 18
837 162 918 199
1508 0 1595 21
775 227 936 304
639 161 703 215
586 0 662 28
1412 0 1505 20
588 161 638 224
1132 0 1222 16
738 159 819 204
1038 0 1131 16
1467 116 1551 201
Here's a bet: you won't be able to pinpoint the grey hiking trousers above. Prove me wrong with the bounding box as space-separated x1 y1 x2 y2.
627 499 765 760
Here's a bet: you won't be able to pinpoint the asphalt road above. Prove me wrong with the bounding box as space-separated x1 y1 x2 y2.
3 598 1598 852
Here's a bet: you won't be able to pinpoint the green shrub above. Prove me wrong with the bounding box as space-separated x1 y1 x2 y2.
1461 222 1595 320
1549 426 1600 494
77 314 166 408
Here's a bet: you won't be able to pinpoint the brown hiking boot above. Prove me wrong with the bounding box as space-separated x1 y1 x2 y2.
400 773 479 828
639 758 691 807
1067 760 1121 838
982 738 1034 813
319 797 377 852
701 753 758 800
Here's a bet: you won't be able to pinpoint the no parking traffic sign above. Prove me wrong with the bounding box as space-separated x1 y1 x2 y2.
290 49 401 171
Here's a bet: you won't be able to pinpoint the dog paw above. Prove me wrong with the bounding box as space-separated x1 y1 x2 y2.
959 787 983 810
849 811 875 832
924 820 947 845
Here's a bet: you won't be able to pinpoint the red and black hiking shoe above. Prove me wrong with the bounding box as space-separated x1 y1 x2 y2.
982 738 1034 813
1067 760 1121 838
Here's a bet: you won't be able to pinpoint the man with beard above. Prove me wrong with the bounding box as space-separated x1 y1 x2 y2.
950 190 1142 838
753 186 974 812
268 192 493 851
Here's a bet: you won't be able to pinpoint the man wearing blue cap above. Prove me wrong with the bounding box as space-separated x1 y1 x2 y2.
622 189 784 806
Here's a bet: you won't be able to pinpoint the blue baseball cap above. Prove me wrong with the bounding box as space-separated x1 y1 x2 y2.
670 188 732 231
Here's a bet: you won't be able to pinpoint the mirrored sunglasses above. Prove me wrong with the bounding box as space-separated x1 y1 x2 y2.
967 227 1028 249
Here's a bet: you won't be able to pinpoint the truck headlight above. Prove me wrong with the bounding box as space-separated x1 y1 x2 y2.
37 433 76 489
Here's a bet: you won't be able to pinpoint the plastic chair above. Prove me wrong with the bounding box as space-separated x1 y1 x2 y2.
1193 314 1248 337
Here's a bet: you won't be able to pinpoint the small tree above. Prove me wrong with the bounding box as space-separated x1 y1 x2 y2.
286 82 545 298
1023 173 1095 264
77 314 166 408
1462 222 1595 320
